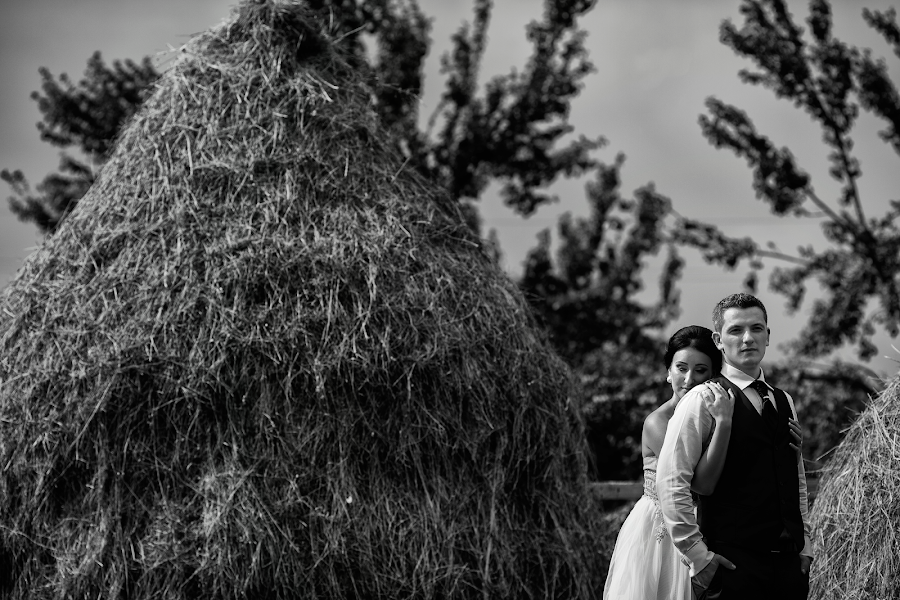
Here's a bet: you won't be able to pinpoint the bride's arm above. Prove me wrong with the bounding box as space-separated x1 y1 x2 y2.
691 382 734 495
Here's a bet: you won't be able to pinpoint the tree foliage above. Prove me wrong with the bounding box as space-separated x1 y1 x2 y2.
676 0 900 361
520 155 683 479
1 53 157 231
3 0 602 234
765 360 882 471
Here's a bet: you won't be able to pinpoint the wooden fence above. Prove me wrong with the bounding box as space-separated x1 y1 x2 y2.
589 476 820 501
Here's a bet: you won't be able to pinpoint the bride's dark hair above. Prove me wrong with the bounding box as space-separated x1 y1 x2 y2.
664 325 722 374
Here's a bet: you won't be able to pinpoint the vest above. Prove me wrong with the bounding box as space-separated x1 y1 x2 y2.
697 376 805 552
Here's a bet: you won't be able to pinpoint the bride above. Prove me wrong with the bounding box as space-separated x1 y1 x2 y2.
603 325 734 600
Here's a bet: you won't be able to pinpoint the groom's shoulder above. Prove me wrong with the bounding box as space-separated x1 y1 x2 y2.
680 381 716 406
769 381 794 400
760 373 789 395
709 374 738 390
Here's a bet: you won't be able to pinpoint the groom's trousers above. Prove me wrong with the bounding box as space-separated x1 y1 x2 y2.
699 542 809 600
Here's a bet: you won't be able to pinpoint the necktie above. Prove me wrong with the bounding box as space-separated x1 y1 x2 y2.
751 379 779 429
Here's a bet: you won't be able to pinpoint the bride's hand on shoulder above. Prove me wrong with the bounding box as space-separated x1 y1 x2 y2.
704 382 734 425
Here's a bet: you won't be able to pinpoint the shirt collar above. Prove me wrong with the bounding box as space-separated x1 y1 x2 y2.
721 361 768 391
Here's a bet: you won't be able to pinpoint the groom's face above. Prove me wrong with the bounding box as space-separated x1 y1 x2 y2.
713 306 769 374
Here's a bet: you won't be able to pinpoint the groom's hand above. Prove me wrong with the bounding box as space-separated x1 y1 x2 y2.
691 553 736 599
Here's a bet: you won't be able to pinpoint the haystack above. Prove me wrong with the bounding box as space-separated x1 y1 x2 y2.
809 374 900 599
0 1 604 598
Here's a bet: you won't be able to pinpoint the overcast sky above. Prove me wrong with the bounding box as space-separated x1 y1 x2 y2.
1 0 898 376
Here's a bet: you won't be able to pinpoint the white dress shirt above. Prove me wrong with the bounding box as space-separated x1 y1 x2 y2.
656 362 813 576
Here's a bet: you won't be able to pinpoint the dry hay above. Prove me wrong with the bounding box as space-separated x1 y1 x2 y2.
0 1 605 598
809 374 900 600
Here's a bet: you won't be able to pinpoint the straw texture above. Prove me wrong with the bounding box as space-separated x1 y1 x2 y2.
809 375 900 600
0 1 605 598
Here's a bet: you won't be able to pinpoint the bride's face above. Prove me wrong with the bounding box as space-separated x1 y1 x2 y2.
668 347 714 400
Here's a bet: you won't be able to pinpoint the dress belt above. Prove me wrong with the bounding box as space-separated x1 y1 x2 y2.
642 468 658 502
643 468 669 543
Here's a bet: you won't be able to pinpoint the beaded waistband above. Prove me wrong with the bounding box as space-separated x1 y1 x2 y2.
643 468 658 502
643 468 668 542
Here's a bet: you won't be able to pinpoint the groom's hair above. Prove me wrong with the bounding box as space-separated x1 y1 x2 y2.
712 293 768 332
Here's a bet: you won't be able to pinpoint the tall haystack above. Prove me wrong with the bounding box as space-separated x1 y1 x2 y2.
0 1 604 598
809 374 900 600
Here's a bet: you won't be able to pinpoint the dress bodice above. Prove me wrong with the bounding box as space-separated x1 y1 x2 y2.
642 454 659 499
640 455 666 541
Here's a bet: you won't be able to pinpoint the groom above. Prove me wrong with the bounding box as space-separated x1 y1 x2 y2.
657 293 813 599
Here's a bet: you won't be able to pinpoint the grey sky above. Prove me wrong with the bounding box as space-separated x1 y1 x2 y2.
1 0 897 375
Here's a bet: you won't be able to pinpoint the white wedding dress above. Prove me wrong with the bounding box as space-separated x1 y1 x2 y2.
602 455 691 600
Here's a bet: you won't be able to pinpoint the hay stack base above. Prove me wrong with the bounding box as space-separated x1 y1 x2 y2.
810 376 900 600
0 1 605 598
